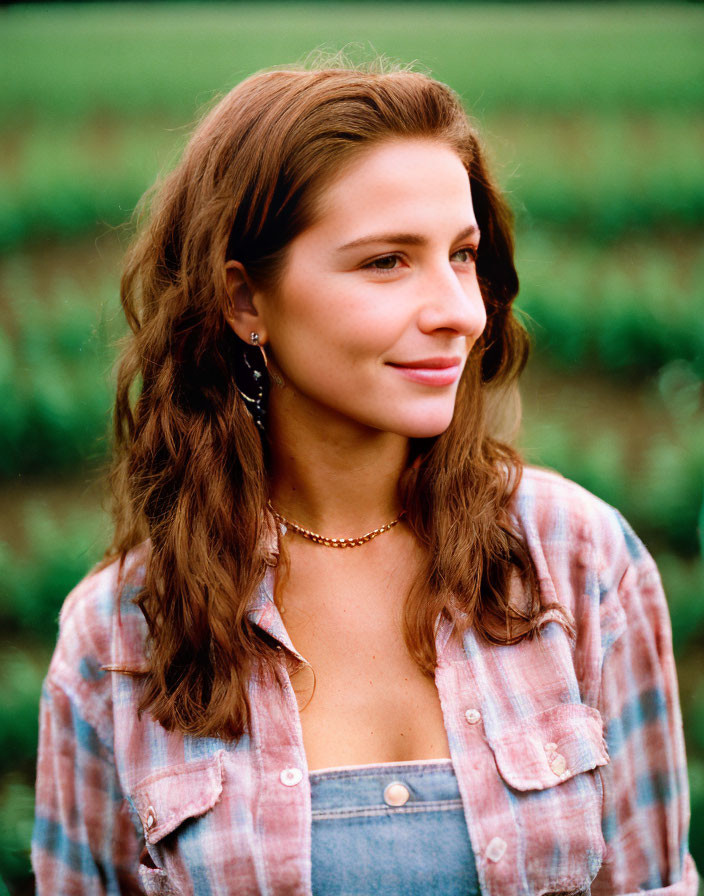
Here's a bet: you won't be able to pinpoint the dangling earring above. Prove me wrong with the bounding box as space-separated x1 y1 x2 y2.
250 332 283 388
236 332 283 432
238 332 266 432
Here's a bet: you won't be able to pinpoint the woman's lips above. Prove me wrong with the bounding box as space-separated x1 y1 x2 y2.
387 357 463 386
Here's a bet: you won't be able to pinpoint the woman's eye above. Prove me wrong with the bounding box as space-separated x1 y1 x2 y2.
363 247 477 272
452 247 478 264
366 254 401 271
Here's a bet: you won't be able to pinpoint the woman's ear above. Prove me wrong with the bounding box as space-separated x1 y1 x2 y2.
223 260 269 343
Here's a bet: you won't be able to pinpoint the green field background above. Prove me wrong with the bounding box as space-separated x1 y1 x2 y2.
1 3 703 892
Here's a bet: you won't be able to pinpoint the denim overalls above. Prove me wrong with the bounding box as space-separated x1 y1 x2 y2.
310 758 479 895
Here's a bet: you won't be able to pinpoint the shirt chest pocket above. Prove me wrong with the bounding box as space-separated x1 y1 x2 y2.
131 754 225 896
485 703 609 894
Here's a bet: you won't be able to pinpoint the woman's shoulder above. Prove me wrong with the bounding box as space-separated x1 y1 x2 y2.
513 466 658 632
516 463 618 521
515 465 646 569
48 543 149 691
510 467 671 696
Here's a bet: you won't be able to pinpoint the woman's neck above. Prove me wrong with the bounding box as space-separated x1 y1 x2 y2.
267 412 409 535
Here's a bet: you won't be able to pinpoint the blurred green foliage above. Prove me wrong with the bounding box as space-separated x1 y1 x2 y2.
1 4 702 122
0 122 180 253
0 3 702 892
0 271 120 475
2 113 703 252
516 234 704 379
0 506 110 643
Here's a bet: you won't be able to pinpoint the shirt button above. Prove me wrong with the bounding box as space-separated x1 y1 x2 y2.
383 782 411 807
145 807 156 830
464 708 482 725
485 836 507 863
280 767 303 787
550 753 567 776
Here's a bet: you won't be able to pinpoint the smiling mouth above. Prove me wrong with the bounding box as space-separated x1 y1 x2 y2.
386 357 463 386
388 357 462 370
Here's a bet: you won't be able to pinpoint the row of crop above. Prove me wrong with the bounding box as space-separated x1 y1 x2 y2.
4 349 703 498
6 230 702 369
2 112 703 252
516 236 704 380
0 121 178 254
2 403 702 649
2 4 702 123
1 264 123 478
3 233 702 476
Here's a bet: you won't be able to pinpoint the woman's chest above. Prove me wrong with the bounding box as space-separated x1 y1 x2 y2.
277 550 451 769
286 614 452 770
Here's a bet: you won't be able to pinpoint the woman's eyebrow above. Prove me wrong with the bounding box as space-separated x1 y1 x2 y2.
335 224 480 254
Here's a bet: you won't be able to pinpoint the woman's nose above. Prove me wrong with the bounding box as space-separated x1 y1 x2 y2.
417 265 487 340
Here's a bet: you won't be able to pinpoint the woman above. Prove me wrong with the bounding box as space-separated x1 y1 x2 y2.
33 62 698 894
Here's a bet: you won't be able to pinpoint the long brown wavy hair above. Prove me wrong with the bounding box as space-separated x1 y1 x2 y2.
105 60 560 740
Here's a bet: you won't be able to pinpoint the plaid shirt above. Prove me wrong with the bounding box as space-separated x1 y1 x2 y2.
33 467 698 895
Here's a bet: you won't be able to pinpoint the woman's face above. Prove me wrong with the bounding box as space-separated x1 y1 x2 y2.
248 138 487 440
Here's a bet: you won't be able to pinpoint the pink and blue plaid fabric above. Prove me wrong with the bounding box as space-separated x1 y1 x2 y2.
33 467 699 894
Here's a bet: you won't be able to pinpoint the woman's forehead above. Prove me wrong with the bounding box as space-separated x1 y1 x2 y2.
302 140 475 246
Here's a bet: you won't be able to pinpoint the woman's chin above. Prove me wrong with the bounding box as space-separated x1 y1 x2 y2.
389 411 456 440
